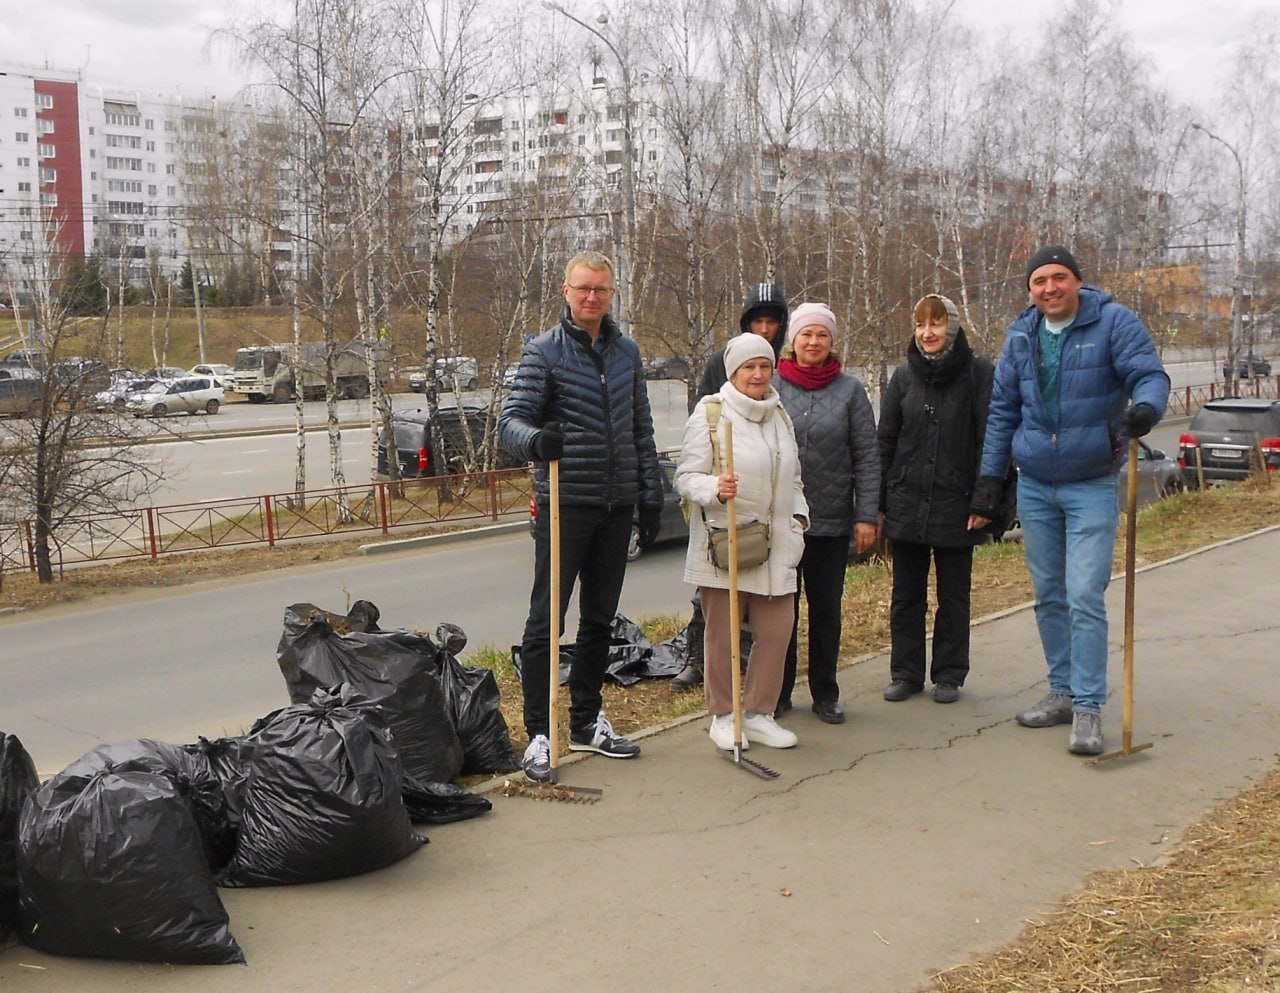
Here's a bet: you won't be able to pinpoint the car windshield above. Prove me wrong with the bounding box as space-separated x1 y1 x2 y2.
1192 409 1279 435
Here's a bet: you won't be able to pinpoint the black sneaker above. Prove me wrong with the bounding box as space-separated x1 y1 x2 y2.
569 711 641 759
522 734 551 782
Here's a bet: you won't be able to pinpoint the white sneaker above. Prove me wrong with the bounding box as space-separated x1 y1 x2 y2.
708 714 747 751
743 712 798 749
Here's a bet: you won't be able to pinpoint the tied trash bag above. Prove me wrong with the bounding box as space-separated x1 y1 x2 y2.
16 766 244 965
219 684 425 888
1 733 39 944
277 602 464 785
182 735 256 838
62 739 237 874
434 623 519 776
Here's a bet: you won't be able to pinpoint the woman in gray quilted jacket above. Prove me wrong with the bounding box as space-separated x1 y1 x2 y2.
775 303 881 724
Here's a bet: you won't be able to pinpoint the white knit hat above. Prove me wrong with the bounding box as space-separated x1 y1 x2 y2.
723 333 777 379
786 302 838 345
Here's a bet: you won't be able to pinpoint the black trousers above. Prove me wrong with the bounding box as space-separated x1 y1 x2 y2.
889 540 974 687
520 502 633 738
780 534 850 707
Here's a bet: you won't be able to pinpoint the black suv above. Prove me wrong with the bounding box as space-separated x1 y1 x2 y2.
1222 353 1272 379
377 405 522 479
1178 399 1280 486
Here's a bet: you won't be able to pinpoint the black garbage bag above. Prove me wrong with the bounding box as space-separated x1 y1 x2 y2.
277 602 464 784
401 777 493 824
182 735 255 838
16 767 244 964
644 627 690 679
219 684 425 888
1 733 39 944
61 739 237 874
435 623 519 776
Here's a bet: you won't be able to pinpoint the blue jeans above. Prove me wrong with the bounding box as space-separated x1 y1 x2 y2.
1017 473 1118 713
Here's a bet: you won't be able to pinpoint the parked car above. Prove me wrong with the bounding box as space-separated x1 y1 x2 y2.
645 355 691 381
2 348 46 371
409 357 479 393
0 366 42 418
144 365 188 380
125 376 224 416
500 362 521 389
94 375 159 412
1178 398 1280 486
47 357 110 393
191 363 234 388
528 457 687 561
376 404 523 479
1222 353 1272 379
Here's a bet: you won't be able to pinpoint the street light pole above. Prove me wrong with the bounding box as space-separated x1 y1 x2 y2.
1192 123 1247 383
542 1 636 337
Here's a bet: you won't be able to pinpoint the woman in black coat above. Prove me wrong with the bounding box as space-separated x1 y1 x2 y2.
877 294 997 704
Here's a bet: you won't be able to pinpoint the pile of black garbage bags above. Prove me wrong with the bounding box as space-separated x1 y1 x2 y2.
0 601 519 966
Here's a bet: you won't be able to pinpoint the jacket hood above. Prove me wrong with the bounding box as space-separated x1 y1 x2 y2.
739 282 789 354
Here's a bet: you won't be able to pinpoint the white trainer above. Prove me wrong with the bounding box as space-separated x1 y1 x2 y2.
743 712 798 749
708 714 747 751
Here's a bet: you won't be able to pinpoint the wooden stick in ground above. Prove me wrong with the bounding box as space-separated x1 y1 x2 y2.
1093 437 1153 764
1122 436 1139 753
548 458 561 784
724 420 746 756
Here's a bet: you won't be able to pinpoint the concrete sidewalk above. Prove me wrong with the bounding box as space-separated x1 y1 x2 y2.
3 528 1278 992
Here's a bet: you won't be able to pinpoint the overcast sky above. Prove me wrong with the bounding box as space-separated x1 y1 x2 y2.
0 0 1264 110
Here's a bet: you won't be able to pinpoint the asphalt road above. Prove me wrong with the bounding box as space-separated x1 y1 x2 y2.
0 528 693 776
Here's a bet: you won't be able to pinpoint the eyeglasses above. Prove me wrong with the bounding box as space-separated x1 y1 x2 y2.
566 284 616 298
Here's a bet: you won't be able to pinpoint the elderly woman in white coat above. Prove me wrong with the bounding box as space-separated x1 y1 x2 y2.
675 334 809 751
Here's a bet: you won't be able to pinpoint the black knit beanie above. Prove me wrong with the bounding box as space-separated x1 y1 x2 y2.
1025 245 1082 288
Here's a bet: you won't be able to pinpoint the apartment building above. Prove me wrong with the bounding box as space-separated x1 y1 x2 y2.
0 62 236 304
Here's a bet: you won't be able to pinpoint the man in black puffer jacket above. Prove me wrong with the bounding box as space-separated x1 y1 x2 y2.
499 250 663 783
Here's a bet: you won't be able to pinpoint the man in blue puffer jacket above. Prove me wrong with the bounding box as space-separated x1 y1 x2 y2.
970 246 1169 757
499 250 664 783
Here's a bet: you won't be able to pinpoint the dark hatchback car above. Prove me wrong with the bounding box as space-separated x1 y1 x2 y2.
1178 398 1280 486
1222 353 1272 379
377 405 523 479
529 457 687 561
644 356 691 381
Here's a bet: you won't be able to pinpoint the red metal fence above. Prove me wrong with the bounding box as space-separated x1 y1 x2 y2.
0 467 535 575
2 376 1276 576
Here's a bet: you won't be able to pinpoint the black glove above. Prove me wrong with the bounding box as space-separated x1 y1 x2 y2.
1124 403 1157 438
970 475 1005 517
533 421 565 461
637 505 662 549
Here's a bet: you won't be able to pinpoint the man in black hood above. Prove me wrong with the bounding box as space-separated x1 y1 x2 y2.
672 282 789 693
693 282 789 407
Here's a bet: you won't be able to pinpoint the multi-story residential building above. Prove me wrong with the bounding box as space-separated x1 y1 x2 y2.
0 61 245 306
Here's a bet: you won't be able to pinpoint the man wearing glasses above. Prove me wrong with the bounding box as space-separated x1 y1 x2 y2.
499 250 664 782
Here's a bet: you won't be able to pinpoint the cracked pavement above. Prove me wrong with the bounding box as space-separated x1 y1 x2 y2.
2 527 1278 992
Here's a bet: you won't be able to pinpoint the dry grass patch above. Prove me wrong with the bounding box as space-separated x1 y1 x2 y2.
926 766 1280 993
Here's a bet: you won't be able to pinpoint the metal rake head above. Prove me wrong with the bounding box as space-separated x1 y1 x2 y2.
718 745 780 779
